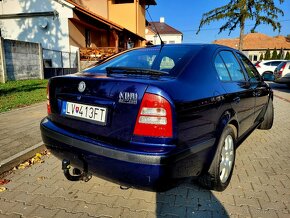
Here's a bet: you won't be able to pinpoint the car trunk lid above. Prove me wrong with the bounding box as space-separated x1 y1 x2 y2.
48 74 149 143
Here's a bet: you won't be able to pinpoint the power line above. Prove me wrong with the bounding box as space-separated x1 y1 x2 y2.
180 19 290 33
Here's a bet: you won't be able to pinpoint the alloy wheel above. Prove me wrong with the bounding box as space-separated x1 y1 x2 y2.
219 135 234 183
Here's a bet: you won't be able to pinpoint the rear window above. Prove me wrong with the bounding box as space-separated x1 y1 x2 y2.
271 61 283 66
84 46 202 77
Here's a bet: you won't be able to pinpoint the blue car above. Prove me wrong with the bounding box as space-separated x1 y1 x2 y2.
40 44 273 191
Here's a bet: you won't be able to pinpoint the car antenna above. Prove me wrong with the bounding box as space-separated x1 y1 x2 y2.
146 6 164 47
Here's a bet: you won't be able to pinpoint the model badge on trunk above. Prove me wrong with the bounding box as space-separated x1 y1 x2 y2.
78 81 86 93
119 92 138 104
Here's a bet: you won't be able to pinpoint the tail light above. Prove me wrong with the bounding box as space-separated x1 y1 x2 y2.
255 62 261 68
47 83 51 115
278 63 286 75
133 93 173 138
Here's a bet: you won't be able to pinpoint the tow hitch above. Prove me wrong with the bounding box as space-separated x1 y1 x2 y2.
62 159 92 182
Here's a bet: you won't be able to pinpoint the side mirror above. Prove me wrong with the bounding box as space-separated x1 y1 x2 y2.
262 73 275 81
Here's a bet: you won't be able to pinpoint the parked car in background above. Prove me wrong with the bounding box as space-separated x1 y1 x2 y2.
274 61 290 88
255 60 286 76
40 44 274 192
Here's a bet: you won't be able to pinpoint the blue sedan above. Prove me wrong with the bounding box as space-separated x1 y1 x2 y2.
40 44 273 191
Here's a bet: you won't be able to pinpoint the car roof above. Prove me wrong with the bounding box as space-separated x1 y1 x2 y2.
145 43 234 50
260 60 285 63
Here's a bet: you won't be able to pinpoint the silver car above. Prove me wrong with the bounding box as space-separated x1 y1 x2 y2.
274 61 290 88
255 60 286 75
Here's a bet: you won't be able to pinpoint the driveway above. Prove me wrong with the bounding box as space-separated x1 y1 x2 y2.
0 83 289 217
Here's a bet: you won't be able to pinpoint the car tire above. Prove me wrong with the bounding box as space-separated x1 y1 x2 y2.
259 98 274 130
198 125 236 191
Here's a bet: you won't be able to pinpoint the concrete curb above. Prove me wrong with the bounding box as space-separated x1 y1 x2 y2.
0 142 46 175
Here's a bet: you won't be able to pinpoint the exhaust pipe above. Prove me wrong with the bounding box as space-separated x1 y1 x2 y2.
62 159 92 182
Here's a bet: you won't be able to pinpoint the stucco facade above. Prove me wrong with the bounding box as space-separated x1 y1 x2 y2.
0 0 74 53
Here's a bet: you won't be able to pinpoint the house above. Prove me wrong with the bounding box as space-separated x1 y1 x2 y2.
0 0 156 76
145 17 183 45
213 33 290 62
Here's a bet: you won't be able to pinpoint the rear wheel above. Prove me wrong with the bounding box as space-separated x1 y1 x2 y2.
198 125 236 191
259 98 274 130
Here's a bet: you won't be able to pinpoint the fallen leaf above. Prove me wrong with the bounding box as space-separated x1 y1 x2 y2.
0 187 7 192
0 179 10 185
35 153 42 158
37 176 47 181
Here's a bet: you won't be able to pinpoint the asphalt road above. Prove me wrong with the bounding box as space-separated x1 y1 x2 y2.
0 82 289 218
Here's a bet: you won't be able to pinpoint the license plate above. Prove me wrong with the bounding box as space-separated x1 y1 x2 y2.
62 101 107 125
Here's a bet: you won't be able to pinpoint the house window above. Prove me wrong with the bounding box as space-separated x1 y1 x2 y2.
85 29 91 48
113 0 134 4
253 55 258 61
43 59 52 68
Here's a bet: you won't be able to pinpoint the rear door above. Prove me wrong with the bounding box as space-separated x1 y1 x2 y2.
215 50 256 136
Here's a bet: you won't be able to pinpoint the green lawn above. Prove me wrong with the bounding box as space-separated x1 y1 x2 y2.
0 79 48 113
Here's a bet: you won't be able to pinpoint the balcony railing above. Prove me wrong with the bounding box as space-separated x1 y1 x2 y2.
80 47 124 61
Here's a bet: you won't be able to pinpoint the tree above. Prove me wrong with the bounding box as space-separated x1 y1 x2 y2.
271 48 278 59
285 51 290 60
259 53 264 61
277 48 283 59
265 49 271 60
197 0 284 51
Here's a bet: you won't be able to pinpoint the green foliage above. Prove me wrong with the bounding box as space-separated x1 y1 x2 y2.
285 51 290 60
271 48 278 59
265 49 271 60
277 48 283 59
259 53 264 61
197 0 284 50
0 79 47 113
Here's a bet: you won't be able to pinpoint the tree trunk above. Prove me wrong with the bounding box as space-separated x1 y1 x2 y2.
239 22 244 51
238 3 247 51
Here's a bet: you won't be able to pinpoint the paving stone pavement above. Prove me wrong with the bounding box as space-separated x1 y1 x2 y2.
0 84 289 217
0 102 46 162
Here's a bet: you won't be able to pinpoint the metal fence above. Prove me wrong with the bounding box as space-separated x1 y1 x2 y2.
42 48 79 79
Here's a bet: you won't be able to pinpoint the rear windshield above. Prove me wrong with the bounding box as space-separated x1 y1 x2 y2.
84 46 202 77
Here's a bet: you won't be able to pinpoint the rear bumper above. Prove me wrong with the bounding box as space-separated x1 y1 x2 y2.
40 118 215 189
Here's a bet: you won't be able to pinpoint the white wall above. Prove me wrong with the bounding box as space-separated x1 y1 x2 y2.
146 34 182 45
0 0 74 57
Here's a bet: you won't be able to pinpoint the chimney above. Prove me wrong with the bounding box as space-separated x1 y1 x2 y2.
160 17 165 23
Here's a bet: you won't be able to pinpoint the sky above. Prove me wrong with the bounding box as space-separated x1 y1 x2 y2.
147 0 290 43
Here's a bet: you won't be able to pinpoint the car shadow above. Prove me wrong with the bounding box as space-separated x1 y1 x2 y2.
155 179 229 217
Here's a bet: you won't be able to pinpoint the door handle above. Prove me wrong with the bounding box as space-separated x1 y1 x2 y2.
233 97 240 104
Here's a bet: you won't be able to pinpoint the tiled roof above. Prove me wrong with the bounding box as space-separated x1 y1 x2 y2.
147 22 182 35
213 33 290 50
66 0 123 31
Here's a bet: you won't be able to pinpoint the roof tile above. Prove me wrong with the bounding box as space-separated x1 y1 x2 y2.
213 33 290 50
